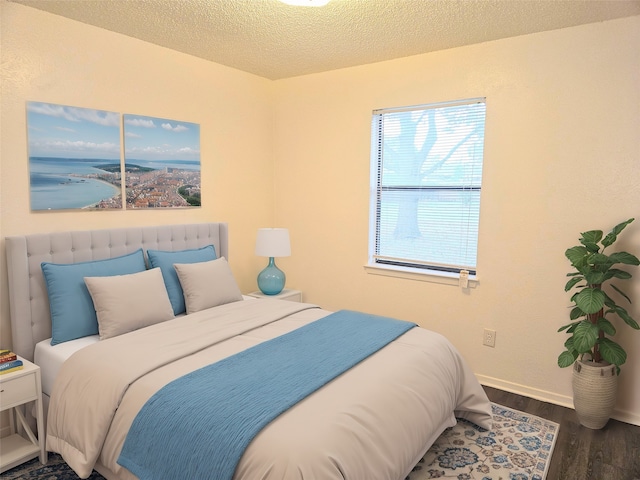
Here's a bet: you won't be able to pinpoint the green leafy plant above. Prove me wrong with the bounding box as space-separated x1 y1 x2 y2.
558 218 640 373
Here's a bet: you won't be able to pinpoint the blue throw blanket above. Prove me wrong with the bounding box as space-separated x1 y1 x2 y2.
117 309 416 480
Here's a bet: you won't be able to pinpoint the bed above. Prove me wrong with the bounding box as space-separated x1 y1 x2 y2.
6 222 492 480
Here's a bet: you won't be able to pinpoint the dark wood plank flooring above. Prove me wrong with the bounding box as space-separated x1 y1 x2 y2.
484 386 640 480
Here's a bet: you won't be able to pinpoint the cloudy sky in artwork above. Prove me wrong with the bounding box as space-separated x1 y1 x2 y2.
26 102 120 160
123 114 200 161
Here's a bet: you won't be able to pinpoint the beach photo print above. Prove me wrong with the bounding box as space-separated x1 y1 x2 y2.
27 102 123 211
123 114 201 209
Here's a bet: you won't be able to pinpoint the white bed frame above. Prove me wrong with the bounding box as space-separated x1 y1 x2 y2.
6 223 229 363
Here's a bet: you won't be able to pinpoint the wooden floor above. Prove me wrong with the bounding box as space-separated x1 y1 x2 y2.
484 386 640 480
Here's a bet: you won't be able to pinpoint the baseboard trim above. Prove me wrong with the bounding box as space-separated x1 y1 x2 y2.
477 375 574 408
610 409 640 427
477 374 640 427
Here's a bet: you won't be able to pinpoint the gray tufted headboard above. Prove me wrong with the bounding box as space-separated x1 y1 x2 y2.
5 223 229 361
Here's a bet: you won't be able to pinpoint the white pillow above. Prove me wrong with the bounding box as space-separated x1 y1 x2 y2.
174 258 243 314
84 268 175 340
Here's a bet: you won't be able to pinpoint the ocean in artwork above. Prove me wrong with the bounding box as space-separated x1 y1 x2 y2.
29 157 122 211
127 159 200 171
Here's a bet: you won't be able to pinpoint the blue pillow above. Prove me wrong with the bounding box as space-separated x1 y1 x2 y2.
147 245 217 315
42 249 147 345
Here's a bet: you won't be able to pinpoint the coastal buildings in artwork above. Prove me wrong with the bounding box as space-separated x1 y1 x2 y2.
125 165 201 209
91 162 201 209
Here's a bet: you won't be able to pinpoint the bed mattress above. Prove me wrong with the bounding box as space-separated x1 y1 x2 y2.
34 335 99 396
47 299 492 480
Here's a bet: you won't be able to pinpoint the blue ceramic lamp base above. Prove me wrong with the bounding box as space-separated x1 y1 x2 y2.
257 257 286 295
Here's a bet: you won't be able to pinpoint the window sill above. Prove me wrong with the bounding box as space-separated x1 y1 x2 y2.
363 264 478 288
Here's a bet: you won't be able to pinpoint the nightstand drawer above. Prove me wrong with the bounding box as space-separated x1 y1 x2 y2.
0 374 37 409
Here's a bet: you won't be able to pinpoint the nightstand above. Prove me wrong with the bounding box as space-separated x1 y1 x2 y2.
247 288 302 302
0 356 47 473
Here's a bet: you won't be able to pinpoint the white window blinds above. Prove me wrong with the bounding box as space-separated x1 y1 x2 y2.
369 98 486 275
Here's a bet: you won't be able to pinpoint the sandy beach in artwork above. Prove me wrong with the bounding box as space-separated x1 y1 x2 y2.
78 176 122 209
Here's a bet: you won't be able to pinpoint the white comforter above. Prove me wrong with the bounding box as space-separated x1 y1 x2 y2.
47 300 492 480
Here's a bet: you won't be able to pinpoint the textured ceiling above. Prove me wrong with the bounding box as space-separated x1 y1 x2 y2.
9 0 640 80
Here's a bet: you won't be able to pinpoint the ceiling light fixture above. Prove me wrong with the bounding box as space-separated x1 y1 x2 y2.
278 0 331 6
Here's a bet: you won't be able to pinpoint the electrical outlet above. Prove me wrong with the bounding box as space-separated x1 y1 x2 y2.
483 329 496 347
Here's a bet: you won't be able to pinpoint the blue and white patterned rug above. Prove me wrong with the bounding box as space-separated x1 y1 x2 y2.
407 403 559 480
1 455 105 480
3 403 557 480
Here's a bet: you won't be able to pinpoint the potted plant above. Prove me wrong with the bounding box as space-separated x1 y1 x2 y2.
557 218 639 428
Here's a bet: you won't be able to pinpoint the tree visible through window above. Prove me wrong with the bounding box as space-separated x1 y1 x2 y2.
369 98 486 275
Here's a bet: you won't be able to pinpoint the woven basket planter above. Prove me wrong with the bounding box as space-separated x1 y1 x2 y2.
572 359 618 429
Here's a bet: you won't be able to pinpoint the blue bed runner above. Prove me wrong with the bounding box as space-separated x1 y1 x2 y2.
117 309 416 480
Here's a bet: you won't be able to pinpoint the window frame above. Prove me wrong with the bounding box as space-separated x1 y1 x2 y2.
367 98 486 285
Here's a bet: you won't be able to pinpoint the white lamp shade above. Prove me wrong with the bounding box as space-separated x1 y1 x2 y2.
255 228 291 257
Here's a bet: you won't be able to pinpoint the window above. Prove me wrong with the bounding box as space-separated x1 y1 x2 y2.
369 98 486 278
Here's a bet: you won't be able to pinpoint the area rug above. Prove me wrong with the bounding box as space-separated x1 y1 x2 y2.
1 454 105 480
407 403 559 480
3 403 558 480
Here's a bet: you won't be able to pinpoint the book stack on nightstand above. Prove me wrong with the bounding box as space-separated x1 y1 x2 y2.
0 355 47 473
247 289 302 302
0 350 23 375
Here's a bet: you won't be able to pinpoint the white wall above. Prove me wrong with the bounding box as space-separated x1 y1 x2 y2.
273 16 640 424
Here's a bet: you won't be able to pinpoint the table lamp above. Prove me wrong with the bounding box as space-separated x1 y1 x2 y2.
255 228 291 295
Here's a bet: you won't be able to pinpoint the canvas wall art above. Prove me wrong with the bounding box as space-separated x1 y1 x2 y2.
123 114 201 209
27 102 123 211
